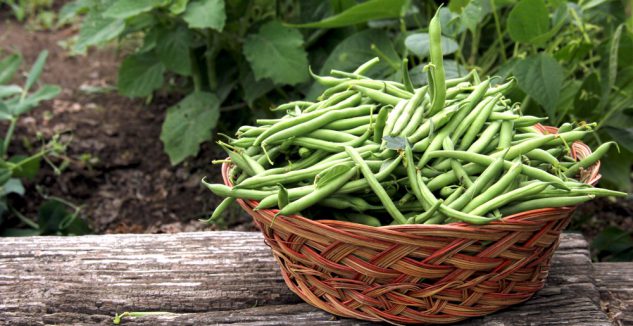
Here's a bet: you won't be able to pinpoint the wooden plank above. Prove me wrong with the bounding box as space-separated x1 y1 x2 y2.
0 232 611 325
595 262 633 326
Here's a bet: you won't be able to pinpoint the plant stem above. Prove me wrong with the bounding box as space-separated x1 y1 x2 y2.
2 118 17 159
190 49 202 93
10 207 39 229
490 0 507 62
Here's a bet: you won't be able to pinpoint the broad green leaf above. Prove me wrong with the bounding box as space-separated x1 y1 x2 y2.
573 72 601 119
315 164 353 188
405 33 459 58
0 103 11 121
169 0 189 14
460 0 484 33
605 127 633 153
299 0 332 23
383 136 408 150
0 85 22 98
243 21 309 85
24 51 48 94
507 0 550 45
291 0 407 28
0 168 10 185
117 53 165 98
448 0 470 13
183 0 226 31
160 92 219 165
307 29 399 99
553 80 582 124
74 12 125 53
59 212 92 235
103 0 169 19
240 68 275 106
57 0 91 27
592 226 633 261
13 85 61 116
513 53 563 118
9 155 41 180
38 199 71 235
0 53 22 84
1 178 24 196
600 147 632 192
156 26 192 76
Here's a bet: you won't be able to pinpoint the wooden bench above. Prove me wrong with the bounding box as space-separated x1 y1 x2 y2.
1 232 630 325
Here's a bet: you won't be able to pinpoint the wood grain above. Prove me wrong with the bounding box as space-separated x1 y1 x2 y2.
0 232 616 325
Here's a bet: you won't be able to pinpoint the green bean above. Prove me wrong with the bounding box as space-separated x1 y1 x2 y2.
400 97 430 137
407 104 460 143
342 124 372 136
278 166 359 216
427 11 446 116
293 124 373 153
324 115 373 131
391 86 428 135
513 116 548 127
255 93 361 145
468 121 501 153
498 120 514 149
320 196 382 211
458 94 501 150
382 100 406 142
409 199 442 224
446 155 505 210
262 105 374 146
352 85 403 106
373 106 389 143
462 162 522 213
309 67 344 86
426 150 569 190
491 134 556 160
353 57 381 75
203 181 274 200
345 213 382 227
298 147 311 158
452 95 494 143
242 151 266 175
271 101 314 112
443 137 473 187
564 141 614 177
401 58 414 92
499 195 595 216
205 197 235 223
444 186 465 205
525 148 560 167
330 69 369 80
483 78 516 96
305 129 358 143
489 112 520 120
345 146 407 224
417 103 470 168
404 144 430 210
313 89 357 111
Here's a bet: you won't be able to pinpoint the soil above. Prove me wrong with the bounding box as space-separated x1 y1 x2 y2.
0 16 254 234
0 13 631 251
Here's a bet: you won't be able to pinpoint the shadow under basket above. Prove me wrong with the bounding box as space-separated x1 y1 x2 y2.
221 125 601 325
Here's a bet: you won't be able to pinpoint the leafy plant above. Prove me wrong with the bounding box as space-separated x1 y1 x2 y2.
0 50 91 236
62 0 633 192
1 0 56 29
59 0 407 165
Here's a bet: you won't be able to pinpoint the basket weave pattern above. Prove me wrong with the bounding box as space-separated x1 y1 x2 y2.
222 126 600 324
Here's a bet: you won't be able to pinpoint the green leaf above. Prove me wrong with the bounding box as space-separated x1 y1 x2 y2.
0 103 11 121
605 127 633 153
243 21 309 85
0 85 22 98
513 53 563 118
38 199 71 235
0 53 22 84
59 212 92 235
24 51 48 94
405 33 459 58
573 72 601 119
183 0 226 31
240 68 275 106
74 12 125 53
600 147 632 192
592 226 633 261
291 0 407 28
1 178 24 196
57 0 91 27
117 53 165 98
13 85 61 116
1 228 40 237
383 136 408 150
448 0 470 13
460 0 484 33
9 155 41 180
169 0 189 14
156 26 192 76
103 0 169 19
160 92 220 165
507 0 550 45
315 164 353 188
553 80 581 124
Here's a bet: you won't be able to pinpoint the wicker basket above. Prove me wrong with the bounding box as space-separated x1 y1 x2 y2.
221 125 601 324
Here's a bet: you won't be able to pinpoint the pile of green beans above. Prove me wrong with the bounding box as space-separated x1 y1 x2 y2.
203 13 626 226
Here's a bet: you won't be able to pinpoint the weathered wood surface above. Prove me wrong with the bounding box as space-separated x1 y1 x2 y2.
0 232 622 325
595 262 633 326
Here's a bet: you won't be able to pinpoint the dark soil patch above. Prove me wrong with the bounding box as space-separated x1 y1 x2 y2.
0 18 254 234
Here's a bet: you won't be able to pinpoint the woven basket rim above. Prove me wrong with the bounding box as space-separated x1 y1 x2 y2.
221 124 601 230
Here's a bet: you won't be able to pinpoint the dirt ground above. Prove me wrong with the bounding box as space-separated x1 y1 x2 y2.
0 17 254 234
0 14 631 245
